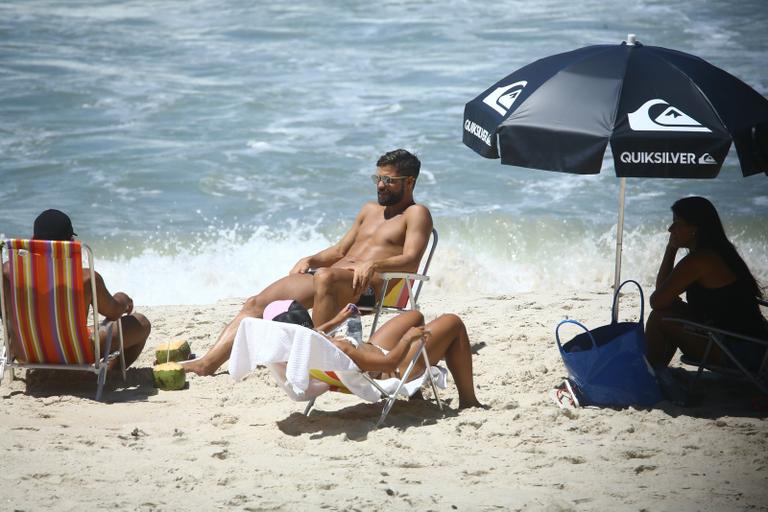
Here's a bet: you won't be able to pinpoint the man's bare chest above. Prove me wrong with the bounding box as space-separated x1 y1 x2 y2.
356 217 407 247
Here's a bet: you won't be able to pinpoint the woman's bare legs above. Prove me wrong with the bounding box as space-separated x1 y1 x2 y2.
370 311 482 409
646 300 725 367
368 310 425 350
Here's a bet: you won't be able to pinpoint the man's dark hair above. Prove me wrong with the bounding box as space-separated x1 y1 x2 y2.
376 149 420 179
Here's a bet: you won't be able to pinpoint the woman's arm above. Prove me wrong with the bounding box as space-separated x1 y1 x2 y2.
315 304 357 334
332 327 427 373
650 254 702 310
656 243 678 289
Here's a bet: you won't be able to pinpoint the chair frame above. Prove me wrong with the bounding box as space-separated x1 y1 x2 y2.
303 337 444 428
0 239 126 401
665 299 768 395
363 228 438 338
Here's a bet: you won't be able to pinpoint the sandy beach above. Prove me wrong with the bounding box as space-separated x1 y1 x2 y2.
2 289 766 511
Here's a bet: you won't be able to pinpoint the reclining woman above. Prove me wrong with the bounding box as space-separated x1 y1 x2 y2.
268 300 484 410
646 196 767 370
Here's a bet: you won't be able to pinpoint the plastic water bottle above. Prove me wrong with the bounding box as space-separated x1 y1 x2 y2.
345 304 363 346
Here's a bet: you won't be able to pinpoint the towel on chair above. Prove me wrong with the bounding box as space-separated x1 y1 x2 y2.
230 318 447 402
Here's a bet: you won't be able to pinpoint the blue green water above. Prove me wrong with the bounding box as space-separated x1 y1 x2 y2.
1 0 766 304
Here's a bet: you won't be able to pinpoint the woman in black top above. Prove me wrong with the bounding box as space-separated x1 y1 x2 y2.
646 197 767 369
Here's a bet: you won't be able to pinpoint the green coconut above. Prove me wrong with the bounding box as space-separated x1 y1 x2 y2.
155 339 191 364
153 362 187 391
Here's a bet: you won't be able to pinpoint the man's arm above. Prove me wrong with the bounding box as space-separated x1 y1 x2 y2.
92 271 133 321
351 204 433 292
289 206 367 274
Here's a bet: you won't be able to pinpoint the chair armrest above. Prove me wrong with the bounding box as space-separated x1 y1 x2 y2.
380 272 429 281
664 317 768 347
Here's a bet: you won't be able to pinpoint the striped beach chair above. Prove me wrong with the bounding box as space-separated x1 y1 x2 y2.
0 239 125 400
362 228 438 338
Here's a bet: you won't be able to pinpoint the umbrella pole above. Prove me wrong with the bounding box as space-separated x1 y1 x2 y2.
613 177 626 321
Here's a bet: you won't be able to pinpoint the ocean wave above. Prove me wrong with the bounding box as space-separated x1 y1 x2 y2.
90 216 768 306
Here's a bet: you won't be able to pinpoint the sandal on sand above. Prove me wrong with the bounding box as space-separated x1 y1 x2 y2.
550 379 580 409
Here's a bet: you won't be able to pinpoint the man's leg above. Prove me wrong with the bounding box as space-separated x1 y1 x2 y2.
103 312 151 369
311 268 361 327
182 273 315 376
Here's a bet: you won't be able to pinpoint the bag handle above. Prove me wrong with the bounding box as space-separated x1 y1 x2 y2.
555 319 597 352
611 279 644 324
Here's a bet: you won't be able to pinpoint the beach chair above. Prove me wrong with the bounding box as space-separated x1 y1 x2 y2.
664 299 768 395
229 318 444 428
360 228 438 338
0 239 125 401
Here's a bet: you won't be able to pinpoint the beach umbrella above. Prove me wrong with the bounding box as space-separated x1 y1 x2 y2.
463 34 768 295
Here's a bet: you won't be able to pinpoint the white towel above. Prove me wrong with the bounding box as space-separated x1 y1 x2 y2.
230 318 446 402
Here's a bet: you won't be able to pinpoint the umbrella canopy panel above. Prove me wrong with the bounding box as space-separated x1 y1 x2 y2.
463 41 768 178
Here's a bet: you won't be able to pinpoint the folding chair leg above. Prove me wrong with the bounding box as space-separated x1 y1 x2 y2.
304 397 316 416
95 366 108 401
687 339 715 396
376 396 398 429
117 319 127 382
420 346 443 411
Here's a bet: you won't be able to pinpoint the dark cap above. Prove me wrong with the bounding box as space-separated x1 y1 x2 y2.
33 209 77 241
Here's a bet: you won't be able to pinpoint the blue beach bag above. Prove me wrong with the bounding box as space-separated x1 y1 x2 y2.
555 280 662 407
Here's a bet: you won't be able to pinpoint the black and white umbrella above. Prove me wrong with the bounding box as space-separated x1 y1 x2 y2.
463 34 768 291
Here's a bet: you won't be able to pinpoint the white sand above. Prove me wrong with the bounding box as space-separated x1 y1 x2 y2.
1 290 767 511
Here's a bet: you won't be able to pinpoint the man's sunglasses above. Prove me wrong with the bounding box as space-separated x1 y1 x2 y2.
371 175 409 186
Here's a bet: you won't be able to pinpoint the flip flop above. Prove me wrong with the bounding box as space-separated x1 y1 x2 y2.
549 380 580 409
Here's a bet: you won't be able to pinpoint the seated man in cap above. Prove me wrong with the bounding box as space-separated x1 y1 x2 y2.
1 209 151 369
183 148 433 376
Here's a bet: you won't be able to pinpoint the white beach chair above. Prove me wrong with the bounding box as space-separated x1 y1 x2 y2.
229 318 444 428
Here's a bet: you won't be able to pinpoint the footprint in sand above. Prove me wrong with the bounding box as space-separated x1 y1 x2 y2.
212 448 229 460
455 419 486 434
622 449 654 460
210 413 239 427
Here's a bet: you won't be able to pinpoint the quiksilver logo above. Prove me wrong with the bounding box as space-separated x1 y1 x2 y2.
619 151 718 165
464 119 492 147
482 80 527 116
628 99 712 133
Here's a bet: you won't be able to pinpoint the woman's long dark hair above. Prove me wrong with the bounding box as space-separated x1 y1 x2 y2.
672 196 763 299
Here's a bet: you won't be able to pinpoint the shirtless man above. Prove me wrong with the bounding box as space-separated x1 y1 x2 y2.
182 148 433 376
1 209 151 369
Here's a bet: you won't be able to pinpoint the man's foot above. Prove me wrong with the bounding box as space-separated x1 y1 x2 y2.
179 358 215 376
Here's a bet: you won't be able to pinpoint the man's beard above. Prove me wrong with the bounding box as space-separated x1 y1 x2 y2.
377 187 404 206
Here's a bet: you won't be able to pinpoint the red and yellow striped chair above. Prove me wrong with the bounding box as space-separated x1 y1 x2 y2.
0 239 125 400
362 228 438 338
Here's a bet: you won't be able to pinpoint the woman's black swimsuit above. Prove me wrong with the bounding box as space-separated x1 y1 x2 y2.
686 279 768 370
